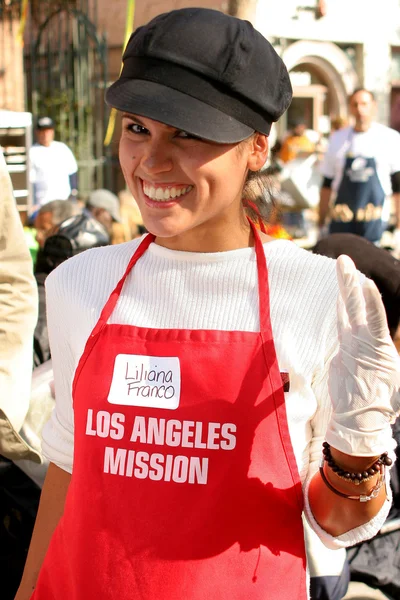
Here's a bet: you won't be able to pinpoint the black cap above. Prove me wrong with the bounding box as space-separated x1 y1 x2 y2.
105 8 292 143
36 116 55 130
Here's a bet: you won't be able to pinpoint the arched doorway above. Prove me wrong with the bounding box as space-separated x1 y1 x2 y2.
280 40 358 136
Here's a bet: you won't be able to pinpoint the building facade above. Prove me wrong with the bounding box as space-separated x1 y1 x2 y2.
254 0 400 135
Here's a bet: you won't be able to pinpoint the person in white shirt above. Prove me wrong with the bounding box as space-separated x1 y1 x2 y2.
16 10 400 600
29 117 78 211
319 89 400 246
0 148 38 461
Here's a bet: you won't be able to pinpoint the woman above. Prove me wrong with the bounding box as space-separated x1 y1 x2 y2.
16 9 399 600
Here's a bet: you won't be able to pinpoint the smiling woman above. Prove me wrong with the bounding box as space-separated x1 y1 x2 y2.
16 7 400 600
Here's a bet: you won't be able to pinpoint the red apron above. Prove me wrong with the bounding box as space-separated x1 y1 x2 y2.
32 222 307 599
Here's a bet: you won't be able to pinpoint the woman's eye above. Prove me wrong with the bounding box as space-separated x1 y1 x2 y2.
126 123 149 135
176 130 201 140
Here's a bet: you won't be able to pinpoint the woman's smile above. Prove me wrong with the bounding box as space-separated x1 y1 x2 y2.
140 178 194 207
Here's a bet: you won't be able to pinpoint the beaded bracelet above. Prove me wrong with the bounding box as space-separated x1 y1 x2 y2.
322 441 392 486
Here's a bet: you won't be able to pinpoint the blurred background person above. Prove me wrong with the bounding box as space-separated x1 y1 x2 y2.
330 116 348 134
278 119 316 163
313 117 348 162
0 147 38 459
34 199 81 249
29 117 78 213
0 148 39 600
318 89 400 246
111 189 146 245
85 188 121 239
34 212 111 367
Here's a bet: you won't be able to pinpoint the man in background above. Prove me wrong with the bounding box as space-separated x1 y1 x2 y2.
29 117 78 211
319 89 400 246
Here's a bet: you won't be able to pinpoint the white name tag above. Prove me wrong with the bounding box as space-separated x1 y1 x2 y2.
108 354 181 410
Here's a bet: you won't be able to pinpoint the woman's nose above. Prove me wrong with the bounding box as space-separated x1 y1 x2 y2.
140 141 173 175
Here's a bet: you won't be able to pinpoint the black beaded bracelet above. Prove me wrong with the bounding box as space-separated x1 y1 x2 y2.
322 441 392 486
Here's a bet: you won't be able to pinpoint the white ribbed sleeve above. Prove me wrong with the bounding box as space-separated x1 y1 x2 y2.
42 236 392 550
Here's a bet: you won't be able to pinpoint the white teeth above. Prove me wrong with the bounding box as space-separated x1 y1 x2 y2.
143 182 193 201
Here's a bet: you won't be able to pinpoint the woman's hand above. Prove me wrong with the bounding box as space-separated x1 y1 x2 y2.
326 255 400 457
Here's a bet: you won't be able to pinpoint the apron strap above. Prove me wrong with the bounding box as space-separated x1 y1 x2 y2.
89 233 155 338
243 200 272 332
248 218 271 334
243 199 268 234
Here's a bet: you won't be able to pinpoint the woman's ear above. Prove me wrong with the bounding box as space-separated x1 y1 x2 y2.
247 133 269 172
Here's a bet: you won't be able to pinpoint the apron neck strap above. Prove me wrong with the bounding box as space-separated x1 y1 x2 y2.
90 233 155 337
243 199 268 234
90 219 271 338
247 217 271 333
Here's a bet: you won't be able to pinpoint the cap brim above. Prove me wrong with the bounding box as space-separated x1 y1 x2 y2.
105 79 255 144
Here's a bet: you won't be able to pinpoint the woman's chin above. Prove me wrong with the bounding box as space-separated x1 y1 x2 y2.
142 216 193 240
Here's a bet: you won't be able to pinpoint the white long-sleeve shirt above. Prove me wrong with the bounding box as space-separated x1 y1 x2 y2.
42 235 392 554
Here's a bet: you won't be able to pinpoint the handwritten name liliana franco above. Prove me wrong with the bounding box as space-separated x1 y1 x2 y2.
125 361 174 399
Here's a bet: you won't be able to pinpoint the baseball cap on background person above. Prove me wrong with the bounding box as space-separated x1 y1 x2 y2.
313 233 400 339
87 189 121 234
36 116 55 130
105 8 292 143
